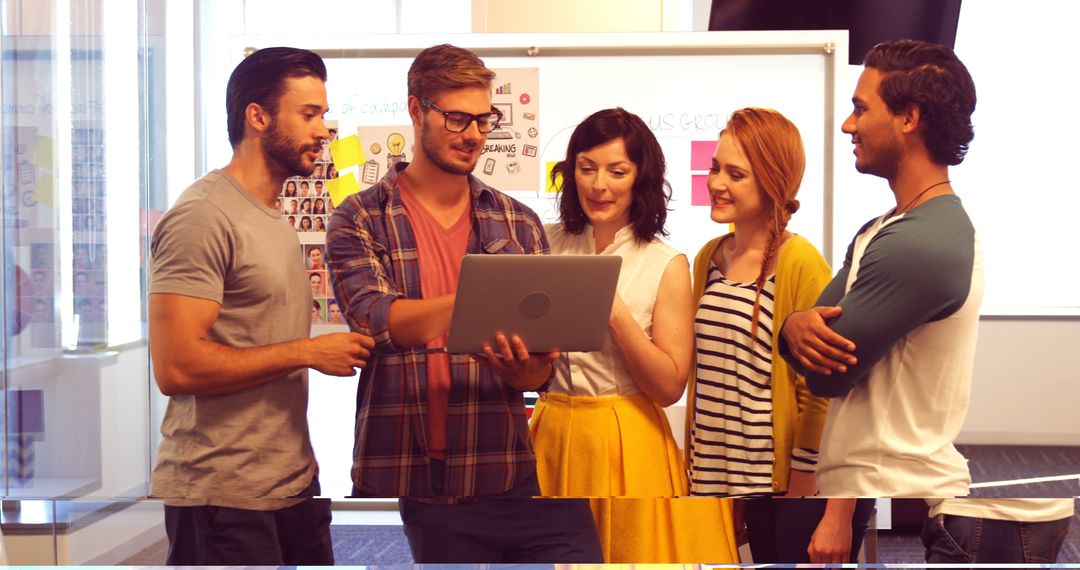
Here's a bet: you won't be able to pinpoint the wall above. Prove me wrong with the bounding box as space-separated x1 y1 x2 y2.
473 0 667 32
959 319 1080 445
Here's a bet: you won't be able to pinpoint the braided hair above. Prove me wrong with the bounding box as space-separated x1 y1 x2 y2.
721 108 806 340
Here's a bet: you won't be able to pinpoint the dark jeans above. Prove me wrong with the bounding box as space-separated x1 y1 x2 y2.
398 459 604 563
163 479 333 565
744 496 876 564
921 513 1072 564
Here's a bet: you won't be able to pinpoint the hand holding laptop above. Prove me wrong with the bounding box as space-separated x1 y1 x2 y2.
446 255 622 354
473 332 559 392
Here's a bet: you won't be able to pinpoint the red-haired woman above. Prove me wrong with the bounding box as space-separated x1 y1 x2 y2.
687 107 874 564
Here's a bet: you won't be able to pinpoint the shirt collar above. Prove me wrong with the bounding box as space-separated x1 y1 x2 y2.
587 222 636 254
378 162 498 207
613 223 636 244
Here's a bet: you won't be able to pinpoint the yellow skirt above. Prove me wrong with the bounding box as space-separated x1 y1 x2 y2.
530 392 739 563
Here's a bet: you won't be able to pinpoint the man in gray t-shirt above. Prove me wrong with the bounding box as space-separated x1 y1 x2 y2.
148 47 373 566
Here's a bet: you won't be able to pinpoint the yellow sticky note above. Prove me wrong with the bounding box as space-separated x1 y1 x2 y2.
33 172 55 208
329 135 364 171
545 161 563 193
34 136 54 170
327 173 361 207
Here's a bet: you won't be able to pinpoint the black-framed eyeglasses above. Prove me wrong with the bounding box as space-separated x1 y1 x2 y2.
421 100 503 134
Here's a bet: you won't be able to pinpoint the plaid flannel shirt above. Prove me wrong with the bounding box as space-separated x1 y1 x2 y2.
325 163 550 498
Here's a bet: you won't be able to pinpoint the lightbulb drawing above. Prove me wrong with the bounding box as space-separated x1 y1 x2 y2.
387 133 406 168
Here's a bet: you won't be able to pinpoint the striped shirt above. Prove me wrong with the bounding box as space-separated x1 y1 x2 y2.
690 267 816 497
325 162 549 498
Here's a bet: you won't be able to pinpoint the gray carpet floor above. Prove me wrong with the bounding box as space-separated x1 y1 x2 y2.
118 445 1080 565
959 444 1080 497
331 524 413 564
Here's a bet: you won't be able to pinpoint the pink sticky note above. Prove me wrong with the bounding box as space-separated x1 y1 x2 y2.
691 175 710 206
691 140 716 171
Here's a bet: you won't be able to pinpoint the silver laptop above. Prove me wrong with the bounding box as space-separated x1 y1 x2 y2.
446 254 622 354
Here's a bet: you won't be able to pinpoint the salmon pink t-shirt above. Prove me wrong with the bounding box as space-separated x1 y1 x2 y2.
397 179 471 458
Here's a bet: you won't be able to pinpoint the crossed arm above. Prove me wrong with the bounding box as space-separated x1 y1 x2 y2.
781 226 973 396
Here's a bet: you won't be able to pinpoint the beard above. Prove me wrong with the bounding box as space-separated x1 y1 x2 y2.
854 130 902 181
856 148 900 181
263 120 317 178
418 116 481 176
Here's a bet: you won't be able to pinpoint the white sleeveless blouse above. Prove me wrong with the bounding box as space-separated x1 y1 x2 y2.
545 222 684 397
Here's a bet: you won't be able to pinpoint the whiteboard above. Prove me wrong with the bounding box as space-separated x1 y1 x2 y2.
286 31 847 262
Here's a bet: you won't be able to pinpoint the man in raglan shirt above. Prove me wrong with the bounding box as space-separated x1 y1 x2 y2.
783 38 983 499
780 38 978 564
780 39 1074 565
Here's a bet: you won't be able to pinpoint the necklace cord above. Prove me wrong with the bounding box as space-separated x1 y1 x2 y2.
897 179 950 215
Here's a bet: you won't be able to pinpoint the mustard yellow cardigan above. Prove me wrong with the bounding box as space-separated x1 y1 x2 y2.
684 234 832 494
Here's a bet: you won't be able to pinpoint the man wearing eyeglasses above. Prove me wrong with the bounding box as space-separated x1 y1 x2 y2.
325 44 602 563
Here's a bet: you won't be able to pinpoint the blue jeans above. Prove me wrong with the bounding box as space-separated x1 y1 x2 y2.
921 513 1072 564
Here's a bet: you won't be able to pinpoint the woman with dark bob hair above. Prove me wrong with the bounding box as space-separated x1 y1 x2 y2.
530 108 736 563
553 109 671 244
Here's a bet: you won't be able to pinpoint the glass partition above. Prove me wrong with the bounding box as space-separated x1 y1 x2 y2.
1 0 164 562
0 0 439 561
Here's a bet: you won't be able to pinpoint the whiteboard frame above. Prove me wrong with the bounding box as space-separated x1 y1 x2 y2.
223 30 849 265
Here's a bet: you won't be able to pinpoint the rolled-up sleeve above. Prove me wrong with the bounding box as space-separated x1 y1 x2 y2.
326 198 403 353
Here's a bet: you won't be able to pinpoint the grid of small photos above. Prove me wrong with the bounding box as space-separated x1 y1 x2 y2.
28 242 108 347
72 127 106 233
281 126 346 327
27 243 56 328
277 131 338 233
71 126 108 346
73 242 108 345
302 244 345 326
